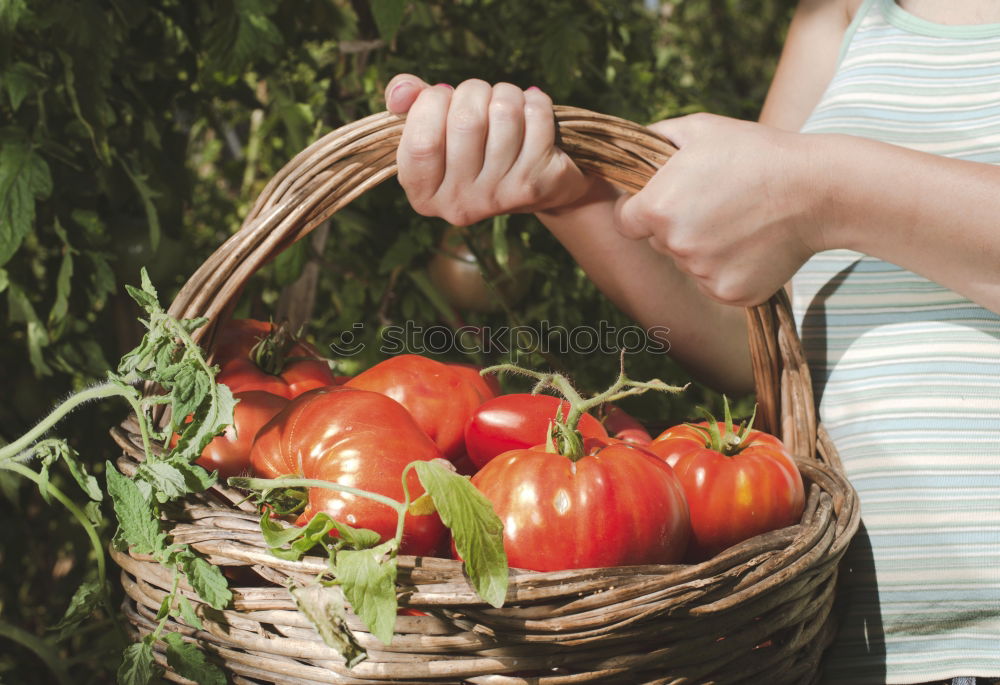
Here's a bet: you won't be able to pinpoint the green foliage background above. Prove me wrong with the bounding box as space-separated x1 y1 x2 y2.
0 0 792 681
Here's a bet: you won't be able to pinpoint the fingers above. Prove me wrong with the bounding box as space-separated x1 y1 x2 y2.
385 74 430 115
479 83 527 186
396 79 563 224
397 84 453 212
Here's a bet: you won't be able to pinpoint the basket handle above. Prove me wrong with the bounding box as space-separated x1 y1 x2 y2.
166 107 816 457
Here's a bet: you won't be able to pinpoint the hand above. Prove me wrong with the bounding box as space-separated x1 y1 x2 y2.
384 74 595 226
615 113 828 306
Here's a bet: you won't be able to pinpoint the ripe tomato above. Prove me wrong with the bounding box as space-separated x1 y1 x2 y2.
344 354 485 462
599 404 653 445
250 387 446 556
446 362 501 403
648 420 805 561
464 394 609 469
196 391 288 479
212 319 336 399
470 437 690 571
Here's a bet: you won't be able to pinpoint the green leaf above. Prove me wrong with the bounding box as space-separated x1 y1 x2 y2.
117 640 160 685
2 62 46 112
290 583 367 668
273 238 307 286
106 462 165 555
0 138 53 267
63 446 104 502
180 552 232 610
0 267 7 293
176 594 204 631
370 0 406 42
48 220 76 332
203 0 283 80
124 267 159 313
51 579 104 641
118 154 162 251
412 461 508 608
0 0 29 36
163 632 226 685
137 460 217 501
261 511 381 562
334 543 398 645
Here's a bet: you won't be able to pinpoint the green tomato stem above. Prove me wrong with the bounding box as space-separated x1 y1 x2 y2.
0 461 113 626
229 476 407 517
482 362 685 459
0 382 122 463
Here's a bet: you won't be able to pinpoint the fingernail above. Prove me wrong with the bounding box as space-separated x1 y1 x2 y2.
434 83 454 90
526 86 541 92
389 81 416 101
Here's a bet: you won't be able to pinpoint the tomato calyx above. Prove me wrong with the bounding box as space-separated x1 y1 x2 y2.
687 396 759 457
484 358 685 462
247 321 318 376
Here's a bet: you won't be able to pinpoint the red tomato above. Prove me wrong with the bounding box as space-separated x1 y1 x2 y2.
599 404 653 445
446 362 501 403
345 355 485 462
470 437 690 571
464 394 609 469
212 319 336 399
250 387 446 556
171 390 289 480
648 421 805 561
198 391 288 479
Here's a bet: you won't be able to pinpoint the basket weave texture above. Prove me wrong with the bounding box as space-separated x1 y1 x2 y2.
111 107 860 685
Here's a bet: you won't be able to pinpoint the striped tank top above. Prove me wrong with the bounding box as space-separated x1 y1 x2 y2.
791 0 1000 682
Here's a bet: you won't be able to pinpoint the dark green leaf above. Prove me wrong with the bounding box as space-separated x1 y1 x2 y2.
118 155 162 251
51 579 104 641
106 463 164 555
180 552 232 610
370 0 406 42
0 0 29 36
273 238 307 286
48 241 75 332
290 583 367 668
334 543 398 645
0 139 53 266
2 62 46 112
117 640 160 685
163 632 225 685
412 460 508 607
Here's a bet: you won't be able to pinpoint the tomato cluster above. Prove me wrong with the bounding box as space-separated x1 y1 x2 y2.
197 319 805 571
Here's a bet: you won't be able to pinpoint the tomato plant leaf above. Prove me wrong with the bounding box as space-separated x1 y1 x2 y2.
370 0 406 42
51 579 104 642
106 463 165 555
117 639 160 685
137 460 217 501
62 442 103 502
412 460 508 608
334 542 398 645
179 552 232 611
176 594 204 631
0 137 53 267
290 582 367 668
163 632 226 685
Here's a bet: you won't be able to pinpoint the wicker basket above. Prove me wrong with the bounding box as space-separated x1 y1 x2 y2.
110 107 860 684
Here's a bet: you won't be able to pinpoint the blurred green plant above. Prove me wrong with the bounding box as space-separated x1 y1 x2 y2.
0 0 791 681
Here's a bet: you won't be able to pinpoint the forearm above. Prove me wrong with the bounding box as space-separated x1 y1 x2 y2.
536 180 754 395
814 134 1000 313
